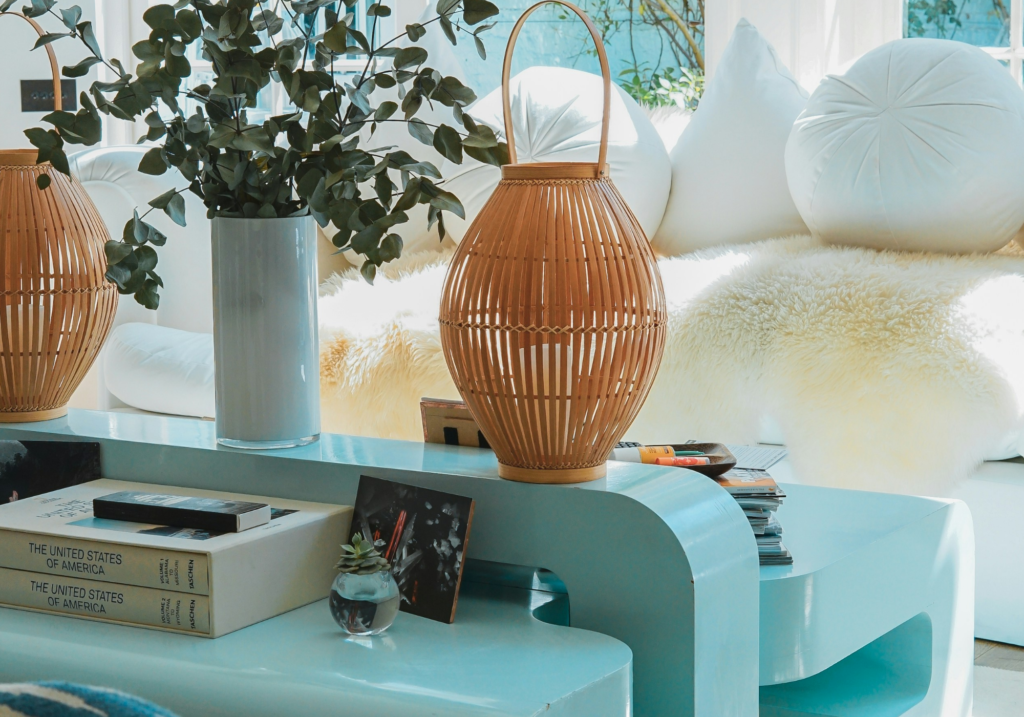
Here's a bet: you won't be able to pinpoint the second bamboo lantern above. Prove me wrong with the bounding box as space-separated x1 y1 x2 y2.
0 12 117 422
438 1 668 484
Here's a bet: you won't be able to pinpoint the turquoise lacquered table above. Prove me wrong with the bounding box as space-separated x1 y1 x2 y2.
0 411 974 716
0 581 630 717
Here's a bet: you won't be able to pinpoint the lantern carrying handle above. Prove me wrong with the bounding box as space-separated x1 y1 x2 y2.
501 1 610 169
0 12 63 113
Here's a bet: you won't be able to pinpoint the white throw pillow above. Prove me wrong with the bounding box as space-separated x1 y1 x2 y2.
104 323 215 419
439 66 672 242
786 39 1024 254
653 19 809 255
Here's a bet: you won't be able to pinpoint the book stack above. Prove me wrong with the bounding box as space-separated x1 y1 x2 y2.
0 479 352 637
714 469 793 566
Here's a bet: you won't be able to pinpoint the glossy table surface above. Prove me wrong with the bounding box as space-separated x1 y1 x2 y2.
759 482 961 684
0 410 760 716
0 581 631 717
0 411 973 715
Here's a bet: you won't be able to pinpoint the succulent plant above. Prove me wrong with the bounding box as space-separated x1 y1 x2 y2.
336 531 390 575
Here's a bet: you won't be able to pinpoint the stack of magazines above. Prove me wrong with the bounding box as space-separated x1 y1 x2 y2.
714 468 793 566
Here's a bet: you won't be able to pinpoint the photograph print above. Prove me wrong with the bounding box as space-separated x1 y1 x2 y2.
0 441 101 504
352 475 475 624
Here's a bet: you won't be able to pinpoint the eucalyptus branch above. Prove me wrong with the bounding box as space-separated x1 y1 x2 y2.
42 7 122 76
137 186 189 221
24 0 504 301
256 0 280 50
371 4 475 57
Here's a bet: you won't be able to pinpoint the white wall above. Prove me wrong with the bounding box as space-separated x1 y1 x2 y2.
0 0 99 148
706 0 904 92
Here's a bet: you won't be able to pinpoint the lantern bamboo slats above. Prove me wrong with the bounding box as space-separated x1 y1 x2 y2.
0 12 117 422
438 1 668 484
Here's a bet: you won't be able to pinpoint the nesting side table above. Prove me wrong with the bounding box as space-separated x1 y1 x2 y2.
0 411 973 716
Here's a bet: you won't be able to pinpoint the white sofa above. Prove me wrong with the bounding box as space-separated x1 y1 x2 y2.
69 147 213 415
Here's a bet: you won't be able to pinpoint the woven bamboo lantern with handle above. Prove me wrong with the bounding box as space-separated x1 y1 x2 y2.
0 12 117 422
439 1 667 484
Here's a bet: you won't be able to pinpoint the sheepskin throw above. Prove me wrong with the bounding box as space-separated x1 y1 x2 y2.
318 237 1024 496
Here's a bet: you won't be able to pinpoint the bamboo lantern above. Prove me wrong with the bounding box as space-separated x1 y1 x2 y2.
0 12 117 422
438 1 668 484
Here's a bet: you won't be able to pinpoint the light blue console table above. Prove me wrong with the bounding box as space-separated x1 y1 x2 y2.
0 411 974 717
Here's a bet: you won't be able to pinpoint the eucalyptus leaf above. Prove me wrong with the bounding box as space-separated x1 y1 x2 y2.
62 56 101 78
32 32 69 50
463 0 499 25
428 187 465 219
394 46 428 70
406 23 425 42
439 14 457 45
137 147 167 175
432 124 462 163
323 21 348 52
105 239 133 264
76 21 101 58
374 100 397 121
360 260 376 284
407 118 433 145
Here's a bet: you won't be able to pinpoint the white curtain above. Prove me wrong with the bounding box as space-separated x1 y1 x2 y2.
95 0 157 146
705 0 904 92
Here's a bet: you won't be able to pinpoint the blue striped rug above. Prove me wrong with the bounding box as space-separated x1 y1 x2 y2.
0 682 177 717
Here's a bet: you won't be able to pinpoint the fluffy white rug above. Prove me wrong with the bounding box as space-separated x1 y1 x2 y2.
318 237 1024 496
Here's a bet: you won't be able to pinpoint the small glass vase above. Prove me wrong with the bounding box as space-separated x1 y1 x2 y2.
329 570 400 636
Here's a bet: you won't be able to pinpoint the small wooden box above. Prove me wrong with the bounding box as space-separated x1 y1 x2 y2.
420 398 490 449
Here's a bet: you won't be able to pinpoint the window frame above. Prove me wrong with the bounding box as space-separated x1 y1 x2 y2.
980 0 1024 83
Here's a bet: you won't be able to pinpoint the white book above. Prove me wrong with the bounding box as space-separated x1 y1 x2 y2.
0 566 212 634
0 480 352 637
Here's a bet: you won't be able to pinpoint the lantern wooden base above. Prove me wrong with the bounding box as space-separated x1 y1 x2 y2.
498 462 607 484
0 407 68 423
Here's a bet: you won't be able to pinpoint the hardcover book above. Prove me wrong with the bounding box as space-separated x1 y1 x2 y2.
93 491 271 533
0 479 352 637
353 475 474 624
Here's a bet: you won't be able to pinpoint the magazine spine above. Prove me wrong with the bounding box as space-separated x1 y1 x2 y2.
0 530 210 595
0 566 211 634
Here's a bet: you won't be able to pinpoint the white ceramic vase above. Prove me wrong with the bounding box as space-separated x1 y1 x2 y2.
211 216 320 449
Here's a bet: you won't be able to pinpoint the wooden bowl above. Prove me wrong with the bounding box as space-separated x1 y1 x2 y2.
668 443 736 478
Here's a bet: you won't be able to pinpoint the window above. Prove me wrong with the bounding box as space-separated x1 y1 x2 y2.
452 0 704 109
905 1 1024 82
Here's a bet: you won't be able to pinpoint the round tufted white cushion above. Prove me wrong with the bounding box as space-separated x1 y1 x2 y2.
440 66 672 243
786 39 1024 254
104 323 215 419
